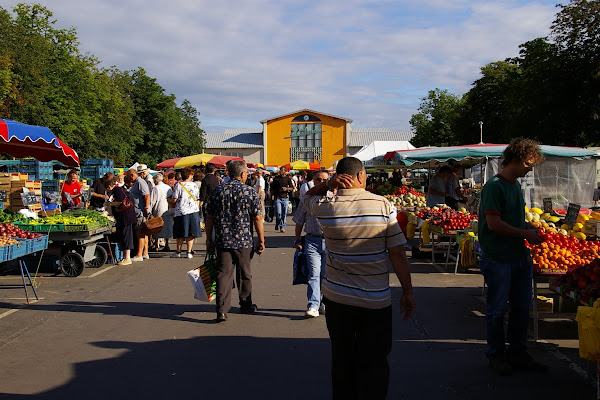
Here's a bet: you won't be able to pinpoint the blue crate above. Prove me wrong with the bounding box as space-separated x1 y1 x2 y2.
20 160 38 167
28 235 49 253
7 239 28 261
0 244 8 262
84 158 114 167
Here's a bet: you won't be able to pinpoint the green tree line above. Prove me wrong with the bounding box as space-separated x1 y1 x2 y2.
410 0 600 148
0 3 205 167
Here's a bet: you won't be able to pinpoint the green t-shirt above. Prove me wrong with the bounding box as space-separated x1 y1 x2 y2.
478 175 529 261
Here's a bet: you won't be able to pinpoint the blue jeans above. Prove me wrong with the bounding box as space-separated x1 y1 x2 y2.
480 255 533 358
305 234 327 310
274 198 289 230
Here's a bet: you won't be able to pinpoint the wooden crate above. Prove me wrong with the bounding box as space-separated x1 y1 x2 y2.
24 180 42 189
0 173 11 184
0 183 10 192
10 173 28 181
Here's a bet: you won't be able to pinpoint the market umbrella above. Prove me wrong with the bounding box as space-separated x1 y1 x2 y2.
174 153 217 168
0 119 80 166
156 157 181 169
281 160 321 171
208 155 244 167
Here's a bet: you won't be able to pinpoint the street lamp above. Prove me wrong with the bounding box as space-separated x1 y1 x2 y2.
478 121 484 145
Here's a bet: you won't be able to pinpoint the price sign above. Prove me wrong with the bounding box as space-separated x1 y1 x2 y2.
20 192 39 207
564 203 581 226
0 190 6 203
542 198 553 213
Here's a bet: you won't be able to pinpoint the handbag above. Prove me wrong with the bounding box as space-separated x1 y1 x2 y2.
187 253 217 302
141 215 164 236
292 236 309 285
116 187 134 212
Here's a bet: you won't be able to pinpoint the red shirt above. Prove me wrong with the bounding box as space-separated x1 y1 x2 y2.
62 181 82 206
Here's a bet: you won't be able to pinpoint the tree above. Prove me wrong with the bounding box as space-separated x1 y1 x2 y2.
180 99 205 155
409 88 463 147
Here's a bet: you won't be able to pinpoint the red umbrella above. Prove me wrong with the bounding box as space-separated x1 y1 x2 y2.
208 155 244 167
156 157 181 169
0 119 79 166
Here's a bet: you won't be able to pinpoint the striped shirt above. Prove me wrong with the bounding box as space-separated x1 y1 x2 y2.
304 188 407 309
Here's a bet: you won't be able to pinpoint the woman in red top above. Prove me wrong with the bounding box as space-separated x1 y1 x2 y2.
61 170 83 211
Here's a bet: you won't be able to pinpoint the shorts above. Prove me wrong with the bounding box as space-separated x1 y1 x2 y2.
173 213 202 239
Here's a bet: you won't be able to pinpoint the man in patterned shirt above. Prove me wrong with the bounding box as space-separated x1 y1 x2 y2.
205 160 265 322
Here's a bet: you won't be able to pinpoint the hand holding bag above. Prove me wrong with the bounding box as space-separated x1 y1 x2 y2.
292 236 309 285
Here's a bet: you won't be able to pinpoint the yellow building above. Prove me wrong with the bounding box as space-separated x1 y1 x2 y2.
204 109 413 168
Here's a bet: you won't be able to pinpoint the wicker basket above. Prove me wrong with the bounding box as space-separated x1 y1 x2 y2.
141 216 164 236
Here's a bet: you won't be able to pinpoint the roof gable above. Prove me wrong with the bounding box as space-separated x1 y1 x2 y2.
260 109 353 124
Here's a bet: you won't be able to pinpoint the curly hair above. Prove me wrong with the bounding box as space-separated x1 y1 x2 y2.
502 137 545 167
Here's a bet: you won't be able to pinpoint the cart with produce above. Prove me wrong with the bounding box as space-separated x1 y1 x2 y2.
16 209 115 277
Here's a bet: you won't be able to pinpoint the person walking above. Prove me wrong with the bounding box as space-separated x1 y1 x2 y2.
126 169 150 262
303 156 415 400
254 168 266 218
205 160 265 322
150 173 173 252
293 170 329 318
478 137 547 376
271 166 293 233
169 167 201 258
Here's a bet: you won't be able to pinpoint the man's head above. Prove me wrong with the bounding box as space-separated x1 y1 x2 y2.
280 166 287 175
153 172 164 184
438 165 452 178
206 163 216 174
227 160 248 181
255 168 264 177
124 175 134 188
67 170 79 184
312 170 329 184
502 137 545 177
335 157 366 188
102 172 114 182
127 169 138 180
137 164 150 179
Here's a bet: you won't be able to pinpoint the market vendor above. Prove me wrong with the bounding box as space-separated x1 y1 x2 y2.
90 172 114 211
426 166 451 207
61 169 83 211
446 164 468 209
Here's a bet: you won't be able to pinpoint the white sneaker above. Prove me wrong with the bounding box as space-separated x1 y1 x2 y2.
131 256 144 262
187 252 193 259
143 254 150 259
305 309 319 318
170 252 181 258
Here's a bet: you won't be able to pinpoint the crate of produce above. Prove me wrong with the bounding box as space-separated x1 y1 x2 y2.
27 235 49 253
7 239 28 260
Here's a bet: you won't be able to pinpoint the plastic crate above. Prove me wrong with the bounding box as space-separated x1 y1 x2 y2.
28 235 49 253
7 239 28 260
84 158 114 167
20 160 38 167
0 244 9 262
80 166 98 175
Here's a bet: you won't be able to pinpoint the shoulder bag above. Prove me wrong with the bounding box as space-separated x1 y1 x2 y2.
116 187 134 212
179 182 200 208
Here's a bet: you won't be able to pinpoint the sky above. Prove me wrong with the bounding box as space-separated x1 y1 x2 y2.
2 0 560 133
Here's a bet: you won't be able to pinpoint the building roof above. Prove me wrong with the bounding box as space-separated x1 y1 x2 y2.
260 109 353 124
348 128 414 147
204 129 263 149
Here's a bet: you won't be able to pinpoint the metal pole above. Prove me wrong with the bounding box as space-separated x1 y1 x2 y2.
479 121 484 145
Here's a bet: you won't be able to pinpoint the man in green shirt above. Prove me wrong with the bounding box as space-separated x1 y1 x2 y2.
478 137 546 376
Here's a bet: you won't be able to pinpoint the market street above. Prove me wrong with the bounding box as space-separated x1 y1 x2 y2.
0 225 596 399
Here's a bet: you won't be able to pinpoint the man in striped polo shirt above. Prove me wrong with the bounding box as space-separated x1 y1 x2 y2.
304 156 415 400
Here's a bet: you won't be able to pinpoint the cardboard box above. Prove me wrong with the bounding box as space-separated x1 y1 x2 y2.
530 295 553 316
10 173 28 181
0 173 11 184
584 220 600 236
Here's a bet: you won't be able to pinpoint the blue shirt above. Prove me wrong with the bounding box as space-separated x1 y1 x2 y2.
206 178 261 249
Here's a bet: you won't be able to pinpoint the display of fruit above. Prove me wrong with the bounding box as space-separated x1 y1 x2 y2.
0 223 43 239
0 237 19 247
393 186 425 198
554 259 600 300
528 230 600 270
420 207 478 231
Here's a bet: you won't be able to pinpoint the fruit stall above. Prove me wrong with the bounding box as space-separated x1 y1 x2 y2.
15 209 115 277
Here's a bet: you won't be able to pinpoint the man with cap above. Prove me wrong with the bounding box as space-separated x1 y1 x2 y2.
137 164 154 194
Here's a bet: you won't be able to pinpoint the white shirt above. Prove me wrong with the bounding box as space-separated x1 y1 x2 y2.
299 181 314 199
150 181 172 218
255 176 265 194
172 181 200 216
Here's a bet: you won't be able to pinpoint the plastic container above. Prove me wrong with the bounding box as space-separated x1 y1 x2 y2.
7 239 28 260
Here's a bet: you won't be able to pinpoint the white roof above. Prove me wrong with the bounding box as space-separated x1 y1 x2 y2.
349 128 414 147
353 141 415 161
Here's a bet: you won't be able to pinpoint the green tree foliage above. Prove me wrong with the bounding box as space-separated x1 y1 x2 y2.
0 3 205 167
412 0 600 147
409 88 463 147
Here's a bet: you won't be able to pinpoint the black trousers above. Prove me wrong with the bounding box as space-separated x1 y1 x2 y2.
216 247 253 314
323 297 392 400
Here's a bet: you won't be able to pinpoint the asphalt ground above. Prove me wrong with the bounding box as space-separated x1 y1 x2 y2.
0 221 597 399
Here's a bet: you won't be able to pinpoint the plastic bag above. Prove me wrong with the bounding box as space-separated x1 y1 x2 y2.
293 237 309 285
576 298 600 361
187 253 217 302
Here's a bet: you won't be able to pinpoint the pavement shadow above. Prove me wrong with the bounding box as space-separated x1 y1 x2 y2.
0 336 333 399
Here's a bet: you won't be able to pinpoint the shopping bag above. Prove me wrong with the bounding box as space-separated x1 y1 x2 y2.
293 237 309 285
187 253 217 302
576 298 600 361
287 201 293 215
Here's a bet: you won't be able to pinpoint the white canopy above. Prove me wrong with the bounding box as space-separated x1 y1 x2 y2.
353 141 415 162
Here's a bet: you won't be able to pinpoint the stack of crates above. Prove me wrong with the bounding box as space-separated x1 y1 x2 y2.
18 159 53 181
81 159 114 180
0 173 10 209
